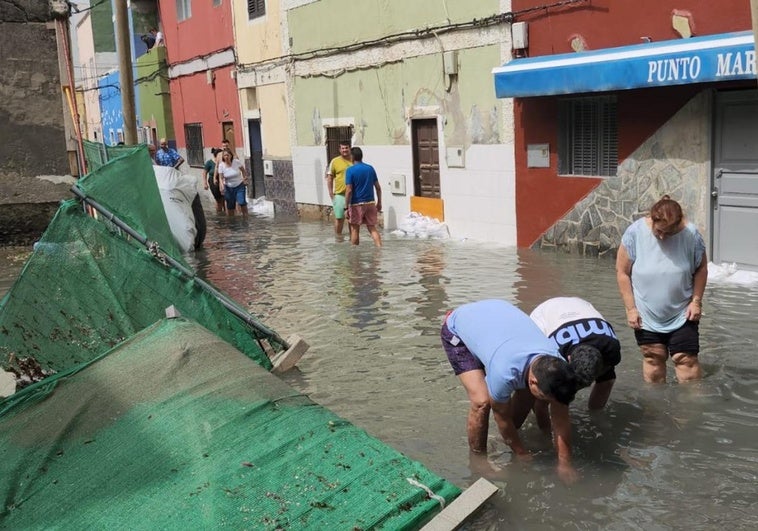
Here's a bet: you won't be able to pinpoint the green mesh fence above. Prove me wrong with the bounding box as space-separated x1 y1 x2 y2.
1 142 284 377
77 143 186 262
0 199 278 375
0 319 460 529
82 140 146 172
82 140 107 171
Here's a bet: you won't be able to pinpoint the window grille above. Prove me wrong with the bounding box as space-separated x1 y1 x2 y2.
247 0 265 20
558 96 618 177
184 123 204 167
325 126 353 163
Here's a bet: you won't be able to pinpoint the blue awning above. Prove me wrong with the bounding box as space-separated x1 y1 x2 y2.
493 31 756 98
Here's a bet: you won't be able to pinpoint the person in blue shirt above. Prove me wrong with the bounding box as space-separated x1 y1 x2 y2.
441 299 578 483
344 147 382 247
155 138 184 169
616 195 707 384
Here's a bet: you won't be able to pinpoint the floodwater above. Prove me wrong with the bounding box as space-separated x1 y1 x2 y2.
4 212 758 529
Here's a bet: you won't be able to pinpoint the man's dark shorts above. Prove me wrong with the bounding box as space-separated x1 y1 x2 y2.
441 320 483 375
634 320 699 356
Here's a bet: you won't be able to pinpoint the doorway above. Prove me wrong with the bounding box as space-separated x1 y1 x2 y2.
222 121 236 153
247 119 265 199
411 118 441 198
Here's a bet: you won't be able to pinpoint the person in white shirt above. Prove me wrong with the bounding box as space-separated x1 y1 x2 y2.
530 297 621 414
216 149 248 217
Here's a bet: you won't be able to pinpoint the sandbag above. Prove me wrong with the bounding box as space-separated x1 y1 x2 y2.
152 165 198 253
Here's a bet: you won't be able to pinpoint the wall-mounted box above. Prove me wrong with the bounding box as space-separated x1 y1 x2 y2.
390 173 406 195
512 22 529 50
527 143 550 168
446 146 465 168
443 50 458 75
263 159 274 175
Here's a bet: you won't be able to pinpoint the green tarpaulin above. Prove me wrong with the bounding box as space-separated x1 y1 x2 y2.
0 319 460 529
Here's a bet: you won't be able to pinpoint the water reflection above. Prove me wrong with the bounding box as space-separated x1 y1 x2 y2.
5 213 758 529
192 215 758 529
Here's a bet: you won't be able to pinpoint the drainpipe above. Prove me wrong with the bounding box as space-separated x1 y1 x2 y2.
57 18 87 176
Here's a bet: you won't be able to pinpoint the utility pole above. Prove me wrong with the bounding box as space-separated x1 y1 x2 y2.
752 0 758 82
114 0 137 144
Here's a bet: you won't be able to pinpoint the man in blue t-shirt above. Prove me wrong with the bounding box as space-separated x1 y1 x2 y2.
441 299 578 483
155 138 184 169
345 147 382 247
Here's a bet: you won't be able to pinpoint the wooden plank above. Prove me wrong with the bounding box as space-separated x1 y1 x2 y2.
271 334 309 373
420 478 499 531
410 196 445 221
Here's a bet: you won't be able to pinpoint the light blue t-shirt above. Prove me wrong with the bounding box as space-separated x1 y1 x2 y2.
621 218 706 333
447 299 562 402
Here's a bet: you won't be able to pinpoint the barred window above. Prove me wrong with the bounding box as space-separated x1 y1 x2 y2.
558 96 618 177
325 126 353 162
184 123 204 167
248 0 265 20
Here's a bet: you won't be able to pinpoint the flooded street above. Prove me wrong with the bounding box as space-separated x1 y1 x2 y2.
4 212 758 529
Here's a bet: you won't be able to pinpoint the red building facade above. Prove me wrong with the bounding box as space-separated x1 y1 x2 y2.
501 0 756 267
159 0 241 169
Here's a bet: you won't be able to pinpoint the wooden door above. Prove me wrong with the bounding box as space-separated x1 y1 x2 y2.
412 119 440 198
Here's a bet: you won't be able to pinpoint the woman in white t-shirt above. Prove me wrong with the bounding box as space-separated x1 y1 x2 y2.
217 149 248 217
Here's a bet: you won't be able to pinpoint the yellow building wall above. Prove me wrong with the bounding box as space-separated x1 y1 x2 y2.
257 84 290 157
234 0 290 158
233 0 283 62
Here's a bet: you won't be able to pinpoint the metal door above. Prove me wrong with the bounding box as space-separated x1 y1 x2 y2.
712 90 758 271
247 120 265 199
411 119 441 198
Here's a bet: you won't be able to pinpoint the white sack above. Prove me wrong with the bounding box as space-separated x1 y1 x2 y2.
152 165 198 253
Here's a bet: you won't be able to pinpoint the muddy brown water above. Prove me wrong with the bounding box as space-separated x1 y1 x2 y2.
3 213 758 529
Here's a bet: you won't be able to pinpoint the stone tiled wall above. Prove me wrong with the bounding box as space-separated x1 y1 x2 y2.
533 91 711 258
265 160 298 217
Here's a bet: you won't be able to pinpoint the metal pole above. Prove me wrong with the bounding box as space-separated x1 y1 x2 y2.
114 0 138 144
70 185 289 349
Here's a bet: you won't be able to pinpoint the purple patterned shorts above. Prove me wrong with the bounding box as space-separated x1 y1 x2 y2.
441 319 484 375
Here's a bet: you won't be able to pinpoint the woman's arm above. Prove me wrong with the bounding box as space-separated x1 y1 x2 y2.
687 252 708 321
616 245 641 329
